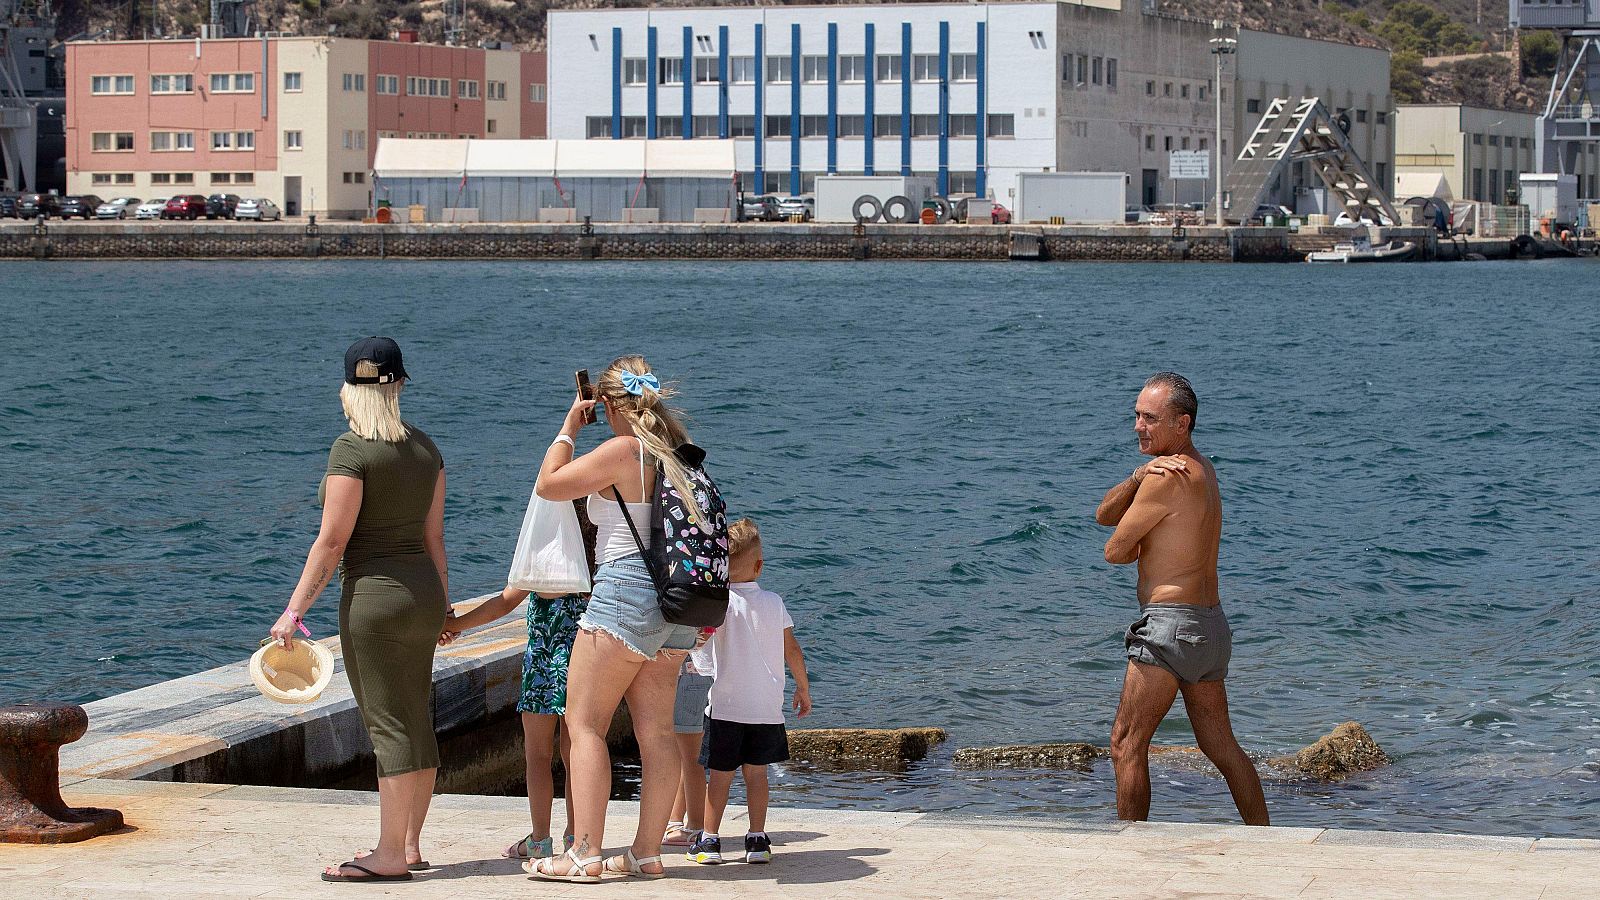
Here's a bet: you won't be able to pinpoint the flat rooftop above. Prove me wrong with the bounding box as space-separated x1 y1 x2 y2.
1 778 1593 897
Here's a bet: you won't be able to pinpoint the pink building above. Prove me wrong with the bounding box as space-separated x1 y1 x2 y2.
66 35 547 218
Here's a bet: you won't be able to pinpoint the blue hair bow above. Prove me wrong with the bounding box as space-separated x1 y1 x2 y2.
620 371 660 396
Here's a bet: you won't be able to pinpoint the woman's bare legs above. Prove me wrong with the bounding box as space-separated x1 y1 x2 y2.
330 768 433 878
555 629 644 875
623 650 685 874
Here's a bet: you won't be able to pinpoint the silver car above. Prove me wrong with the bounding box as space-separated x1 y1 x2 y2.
95 197 141 219
774 195 814 221
235 198 283 221
135 198 168 220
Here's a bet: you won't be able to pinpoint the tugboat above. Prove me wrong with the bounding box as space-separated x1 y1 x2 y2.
1305 237 1417 263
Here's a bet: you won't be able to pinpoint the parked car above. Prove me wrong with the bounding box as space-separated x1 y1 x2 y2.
990 202 1012 225
774 195 814 221
739 194 778 222
0 195 18 218
234 197 282 221
135 198 168 220
205 193 241 219
95 197 142 219
1124 205 1156 224
57 195 106 219
162 195 208 220
17 193 62 219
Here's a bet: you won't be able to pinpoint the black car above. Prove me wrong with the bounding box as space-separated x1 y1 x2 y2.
0 195 18 218
57 195 105 219
205 193 241 220
17 193 61 219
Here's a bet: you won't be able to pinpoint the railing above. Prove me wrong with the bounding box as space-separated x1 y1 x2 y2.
1550 104 1599 121
0 106 36 129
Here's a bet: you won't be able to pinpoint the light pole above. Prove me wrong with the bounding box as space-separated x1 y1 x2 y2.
1209 31 1237 225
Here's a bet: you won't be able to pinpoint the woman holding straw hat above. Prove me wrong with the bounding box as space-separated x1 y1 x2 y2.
270 337 450 884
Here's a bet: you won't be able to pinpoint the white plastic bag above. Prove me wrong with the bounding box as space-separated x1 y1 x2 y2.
507 487 591 594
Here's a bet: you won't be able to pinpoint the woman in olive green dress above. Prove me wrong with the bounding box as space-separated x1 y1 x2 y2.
270 337 450 884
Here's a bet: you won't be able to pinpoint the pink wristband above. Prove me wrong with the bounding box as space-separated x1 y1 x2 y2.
287 610 312 638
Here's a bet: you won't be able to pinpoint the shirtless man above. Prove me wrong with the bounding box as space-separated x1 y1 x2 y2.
1095 372 1269 825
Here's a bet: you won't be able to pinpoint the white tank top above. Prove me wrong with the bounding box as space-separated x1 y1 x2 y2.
588 437 653 565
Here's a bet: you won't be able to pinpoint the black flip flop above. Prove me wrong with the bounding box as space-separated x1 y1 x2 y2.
408 861 431 871
321 861 414 883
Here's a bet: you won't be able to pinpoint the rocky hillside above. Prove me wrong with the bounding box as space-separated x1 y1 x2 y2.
54 0 1547 109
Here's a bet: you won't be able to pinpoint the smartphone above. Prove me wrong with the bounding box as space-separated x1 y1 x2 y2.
575 369 596 424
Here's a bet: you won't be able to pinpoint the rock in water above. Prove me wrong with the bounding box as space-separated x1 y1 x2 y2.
787 728 946 763
952 743 1105 770
1289 721 1389 781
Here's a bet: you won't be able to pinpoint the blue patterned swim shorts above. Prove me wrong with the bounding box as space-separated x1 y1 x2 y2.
517 594 587 715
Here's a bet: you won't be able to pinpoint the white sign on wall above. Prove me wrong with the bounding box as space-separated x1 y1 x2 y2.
1168 150 1210 180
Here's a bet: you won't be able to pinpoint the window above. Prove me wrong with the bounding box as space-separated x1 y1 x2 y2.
874 114 901 137
1473 133 1483 145
586 116 612 139
837 114 866 137
1146 80 1155 96
342 172 366 184
1091 57 1102 85
1472 167 1484 199
1181 136 1191 150
1180 83 1190 99
728 114 756 137
1164 136 1173 151
1199 137 1208 150
1198 85 1207 101
876 55 901 83
802 55 828 83
284 130 302 150
342 130 352 149
151 74 193 94
950 53 978 83
800 115 827 137
949 114 979 137
764 115 791 137
212 131 232 150
151 172 172 185
1356 109 1368 123
839 55 867 83
234 172 254 185
658 57 683 85
457 79 480 99
1489 134 1500 147
283 71 302 92
766 56 791 83
657 116 683 138
1076 55 1088 85
987 114 1015 137
693 115 720 138
343 73 365 92
913 54 940 83
150 131 193 151
91 75 135 95
91 173 112 185
694 57 719 83
1520 137 1530 149
529 84 546 102
211 172 232 184
173 173 194 185
485 80 505 100
623 58 648 85
911 114 940 137
948 172 977 195
1145 134 1154 151
486 119 497 134
377 74 399 95
1164 82 1173 97
1107 59 1118 92
1376 110 1388 126
1246 98 1261 114
730 56 756 84
112 173 131 185
209 72 253 93
92 132 134 152
1490 169 1501 201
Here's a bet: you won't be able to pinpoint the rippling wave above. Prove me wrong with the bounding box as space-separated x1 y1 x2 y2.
1 259 1597 837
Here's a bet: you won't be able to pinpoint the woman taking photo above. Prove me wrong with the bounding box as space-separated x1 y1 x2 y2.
528 356 708 882
270 337 450 884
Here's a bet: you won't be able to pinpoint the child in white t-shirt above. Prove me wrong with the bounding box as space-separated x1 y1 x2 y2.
687 518 811 866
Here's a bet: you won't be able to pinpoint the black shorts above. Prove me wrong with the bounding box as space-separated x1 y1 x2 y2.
698 716 789 772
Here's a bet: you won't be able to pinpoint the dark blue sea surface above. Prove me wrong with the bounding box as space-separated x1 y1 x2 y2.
2 259 1597 837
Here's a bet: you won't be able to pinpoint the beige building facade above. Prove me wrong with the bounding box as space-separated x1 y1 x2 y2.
1394 103 1600 204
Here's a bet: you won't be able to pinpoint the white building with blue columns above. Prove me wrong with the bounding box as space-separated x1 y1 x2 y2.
547 2 1392 210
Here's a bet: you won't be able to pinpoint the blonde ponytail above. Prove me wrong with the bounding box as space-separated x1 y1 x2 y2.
596 356 706 527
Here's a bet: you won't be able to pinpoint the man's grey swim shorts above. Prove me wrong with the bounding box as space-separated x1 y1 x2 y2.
1124 603 1232 684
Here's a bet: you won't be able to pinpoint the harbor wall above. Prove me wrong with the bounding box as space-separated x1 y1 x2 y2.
0 221 1494 262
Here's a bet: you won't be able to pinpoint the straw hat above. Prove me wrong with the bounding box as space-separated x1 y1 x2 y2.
250 637 335 704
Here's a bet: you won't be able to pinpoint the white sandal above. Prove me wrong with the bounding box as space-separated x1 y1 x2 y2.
603 848 665 880
526 847 602 883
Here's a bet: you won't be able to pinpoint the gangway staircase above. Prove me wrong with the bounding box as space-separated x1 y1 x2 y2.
0 0 40 191
1220 97 1399 226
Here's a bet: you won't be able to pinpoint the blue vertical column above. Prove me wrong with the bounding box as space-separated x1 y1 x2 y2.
826 23 838 175
647 26 658 139
682 26 694 139
755 24 765 189
976 20 987 196
718 25 730 139
790 24 802 193
938 20 949 196
900 23 912 176
611 28 623 140
864 23 876 175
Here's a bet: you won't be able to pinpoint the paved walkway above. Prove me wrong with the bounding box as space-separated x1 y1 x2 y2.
1 780 1594 898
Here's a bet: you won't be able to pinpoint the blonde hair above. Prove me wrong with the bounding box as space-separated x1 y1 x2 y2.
727 517 762 565
339 360 408 441
596 355 704 525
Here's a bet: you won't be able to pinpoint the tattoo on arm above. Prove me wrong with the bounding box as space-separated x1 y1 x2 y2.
302 563 332 604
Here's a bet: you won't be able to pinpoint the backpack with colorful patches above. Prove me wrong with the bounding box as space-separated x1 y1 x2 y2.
614 443 729 628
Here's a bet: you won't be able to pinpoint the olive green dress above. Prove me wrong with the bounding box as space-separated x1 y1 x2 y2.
322 426 446 777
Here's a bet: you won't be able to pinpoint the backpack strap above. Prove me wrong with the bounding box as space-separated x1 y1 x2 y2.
611 478 665 600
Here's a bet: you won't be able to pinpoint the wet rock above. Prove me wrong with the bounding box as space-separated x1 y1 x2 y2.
953 743 1105 771
1278 721 1389 782
787 728 946 763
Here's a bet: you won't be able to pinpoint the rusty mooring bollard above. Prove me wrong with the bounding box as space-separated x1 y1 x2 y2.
0 703 123 843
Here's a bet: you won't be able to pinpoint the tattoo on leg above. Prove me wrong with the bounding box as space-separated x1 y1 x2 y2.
576 835 589 857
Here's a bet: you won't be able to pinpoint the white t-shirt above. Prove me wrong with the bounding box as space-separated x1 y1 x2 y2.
705 581 794 725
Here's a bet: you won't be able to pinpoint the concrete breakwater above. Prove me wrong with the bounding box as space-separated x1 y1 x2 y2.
0 220 1502 262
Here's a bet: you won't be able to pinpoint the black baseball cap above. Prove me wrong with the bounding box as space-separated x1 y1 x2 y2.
344 336 410 385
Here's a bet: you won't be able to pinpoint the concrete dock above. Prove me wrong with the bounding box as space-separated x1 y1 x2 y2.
2 778 1594 898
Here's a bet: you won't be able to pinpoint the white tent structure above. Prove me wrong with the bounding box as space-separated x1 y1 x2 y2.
372 138 738 222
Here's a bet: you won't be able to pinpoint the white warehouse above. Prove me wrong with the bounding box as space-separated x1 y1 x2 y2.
546 1 1393 211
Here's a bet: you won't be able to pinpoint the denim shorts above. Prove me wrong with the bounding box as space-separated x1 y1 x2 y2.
580 555 700 659
673 673 714 733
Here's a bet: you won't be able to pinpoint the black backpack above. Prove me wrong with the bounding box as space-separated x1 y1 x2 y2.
614 443 729 628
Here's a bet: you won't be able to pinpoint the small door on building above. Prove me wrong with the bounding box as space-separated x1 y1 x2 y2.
1142 169 1159 208
284 176 302 217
